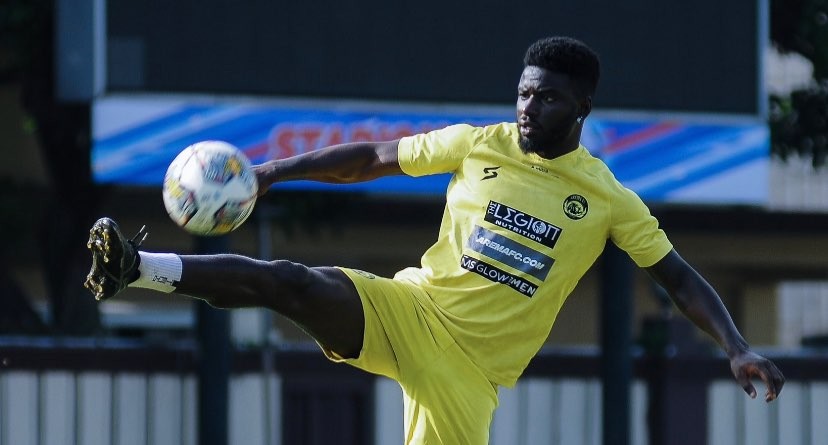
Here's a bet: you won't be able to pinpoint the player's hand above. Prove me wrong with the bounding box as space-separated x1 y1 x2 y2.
729 350 785 402
251 163 274 197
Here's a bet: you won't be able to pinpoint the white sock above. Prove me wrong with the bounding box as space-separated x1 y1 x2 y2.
129 252 183 293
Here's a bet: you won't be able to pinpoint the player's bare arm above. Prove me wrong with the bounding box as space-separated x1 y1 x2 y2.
252 140 402 195
645 249 785 402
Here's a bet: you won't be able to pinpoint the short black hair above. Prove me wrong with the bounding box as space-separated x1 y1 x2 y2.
523 36 600 97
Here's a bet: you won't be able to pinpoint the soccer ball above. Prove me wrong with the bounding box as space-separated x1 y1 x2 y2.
162 141 258 235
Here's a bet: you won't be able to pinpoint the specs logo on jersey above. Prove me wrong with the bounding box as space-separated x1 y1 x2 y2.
563 194 589 220
485 201 562 249
481 166 501 180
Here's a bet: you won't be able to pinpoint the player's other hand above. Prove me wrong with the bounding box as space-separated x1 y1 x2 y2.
251 163 275 197
729 350 785 402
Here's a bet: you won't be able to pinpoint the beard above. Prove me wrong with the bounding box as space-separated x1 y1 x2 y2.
517 111 580 155
518 134 546 155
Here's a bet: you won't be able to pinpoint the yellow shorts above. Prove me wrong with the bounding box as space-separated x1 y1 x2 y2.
321 268 499 445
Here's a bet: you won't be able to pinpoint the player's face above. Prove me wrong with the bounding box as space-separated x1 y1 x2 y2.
516 66 584 156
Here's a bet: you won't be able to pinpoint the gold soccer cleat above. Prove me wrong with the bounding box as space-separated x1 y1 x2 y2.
84 217 147 301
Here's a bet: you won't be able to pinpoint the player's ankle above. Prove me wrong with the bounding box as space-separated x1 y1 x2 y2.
129 252 183 293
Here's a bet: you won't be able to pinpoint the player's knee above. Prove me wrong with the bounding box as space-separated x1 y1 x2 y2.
260 259 317 316
267 259 314 287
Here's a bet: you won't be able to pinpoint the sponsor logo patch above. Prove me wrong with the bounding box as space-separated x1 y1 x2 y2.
484 201 562 249
468 226 554 280
563 194 588 220
460 255 538 297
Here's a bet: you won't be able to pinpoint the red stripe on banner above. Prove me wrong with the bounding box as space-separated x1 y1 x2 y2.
243 142 269 160
603 122 680 154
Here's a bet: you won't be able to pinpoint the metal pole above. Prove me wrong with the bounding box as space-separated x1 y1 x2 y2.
195 235 231 445
600 242 633 445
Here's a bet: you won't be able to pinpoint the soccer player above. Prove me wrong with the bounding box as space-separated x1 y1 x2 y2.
85 36 784 444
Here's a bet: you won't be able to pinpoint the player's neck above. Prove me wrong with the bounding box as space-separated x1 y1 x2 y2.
533 139 580 160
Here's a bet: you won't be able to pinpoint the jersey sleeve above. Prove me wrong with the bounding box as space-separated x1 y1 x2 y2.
609 185 673 267
397 124 479 176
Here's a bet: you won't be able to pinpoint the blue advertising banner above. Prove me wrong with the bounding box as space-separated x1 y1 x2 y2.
93 95 769 204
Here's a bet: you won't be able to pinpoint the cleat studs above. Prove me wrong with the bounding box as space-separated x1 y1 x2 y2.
85 217 143 302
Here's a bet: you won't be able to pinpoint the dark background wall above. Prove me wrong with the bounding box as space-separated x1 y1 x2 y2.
106 0 761 114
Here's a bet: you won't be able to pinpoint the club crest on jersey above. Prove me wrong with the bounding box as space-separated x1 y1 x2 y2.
563 194 588 220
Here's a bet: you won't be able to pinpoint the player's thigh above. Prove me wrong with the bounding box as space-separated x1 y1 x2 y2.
402 343 498 445
272 265 365 359
322 269 454 382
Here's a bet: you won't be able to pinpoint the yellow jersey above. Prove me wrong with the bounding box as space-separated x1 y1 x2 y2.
395 122 673 387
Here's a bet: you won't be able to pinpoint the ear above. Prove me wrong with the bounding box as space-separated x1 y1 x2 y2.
579 96 593 119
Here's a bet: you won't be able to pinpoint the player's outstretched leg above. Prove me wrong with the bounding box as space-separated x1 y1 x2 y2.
84 217 147 301
84 217 365 358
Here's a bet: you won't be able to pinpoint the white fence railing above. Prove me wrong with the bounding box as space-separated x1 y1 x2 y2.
708 381 828 445
2 367 827 445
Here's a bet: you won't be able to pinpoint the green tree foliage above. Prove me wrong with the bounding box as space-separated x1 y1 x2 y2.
769 0 828 167
770 82 828 166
